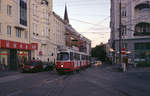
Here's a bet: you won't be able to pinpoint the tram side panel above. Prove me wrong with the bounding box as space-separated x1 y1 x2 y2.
56 61 75 72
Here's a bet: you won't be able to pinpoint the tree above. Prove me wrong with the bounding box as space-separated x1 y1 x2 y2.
91 43 108 62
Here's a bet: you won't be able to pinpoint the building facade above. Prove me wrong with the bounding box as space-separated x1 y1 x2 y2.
0 0 38 71
29 0 53 62
65 25 91 55
0 0 91 71
63 5 91 55
110 0 150 64
51 12 66 63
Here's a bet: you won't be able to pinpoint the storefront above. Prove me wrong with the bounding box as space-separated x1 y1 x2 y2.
0 49 8 71
0 39 38 71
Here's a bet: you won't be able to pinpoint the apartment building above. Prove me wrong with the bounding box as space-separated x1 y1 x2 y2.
0 0 91 71
64 5 91 55
0 0 38 71
52 12 66 62
110 0 150 64
52 6 91 62
29 0 53 62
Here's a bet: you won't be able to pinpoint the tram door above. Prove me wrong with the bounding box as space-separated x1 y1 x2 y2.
9 49 17 70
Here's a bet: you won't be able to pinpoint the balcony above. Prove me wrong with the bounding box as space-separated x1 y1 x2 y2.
41 36 50 44
15 23 28 30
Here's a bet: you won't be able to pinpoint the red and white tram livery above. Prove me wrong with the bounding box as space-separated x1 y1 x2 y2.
56 50 90 73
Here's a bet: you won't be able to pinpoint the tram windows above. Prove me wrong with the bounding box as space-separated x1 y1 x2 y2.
76 54 80 60
81 55 83 60
81 55 86 60
57 52 69 61
78 54 80 60
74 53 77 60
86 56 89 60
70 52 74 60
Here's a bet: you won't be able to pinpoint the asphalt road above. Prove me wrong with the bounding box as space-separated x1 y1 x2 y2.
0 65 150 96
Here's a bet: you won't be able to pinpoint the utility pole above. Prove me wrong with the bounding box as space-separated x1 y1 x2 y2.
119 0 122 70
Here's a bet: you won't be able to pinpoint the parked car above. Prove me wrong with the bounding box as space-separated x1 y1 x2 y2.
20 60 43 73
42 62 54 71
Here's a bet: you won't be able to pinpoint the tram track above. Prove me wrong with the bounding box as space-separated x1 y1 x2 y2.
45 73 74 96
6 72 73 96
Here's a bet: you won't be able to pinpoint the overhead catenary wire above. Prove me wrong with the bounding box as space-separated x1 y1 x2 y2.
11 0 111 44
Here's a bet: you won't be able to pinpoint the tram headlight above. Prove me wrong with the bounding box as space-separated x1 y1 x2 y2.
61 65 64 68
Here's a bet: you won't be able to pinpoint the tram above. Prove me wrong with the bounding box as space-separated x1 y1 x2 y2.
56 49 90 73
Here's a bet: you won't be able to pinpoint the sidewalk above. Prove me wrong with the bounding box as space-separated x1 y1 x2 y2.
127 67 150 72
103 63 150 72
0 71 19 78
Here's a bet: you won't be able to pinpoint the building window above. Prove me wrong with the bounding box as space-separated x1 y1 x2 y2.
134 43 150 60
0 23 1 34
16 28 22 38
20 0 27 26
135 3 150 14
122 7 126 17
134 22 150 36
135 43 150 50
7 5 12 16
25 31 28 39
33 23 38 36
122 25 127 36
7 26 11 36
33 5 38 16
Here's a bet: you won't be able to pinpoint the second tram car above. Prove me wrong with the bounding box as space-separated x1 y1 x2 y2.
56 49 90 73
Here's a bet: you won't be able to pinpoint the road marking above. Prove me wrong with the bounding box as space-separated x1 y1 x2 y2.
7 90 23 96
0 75 23 83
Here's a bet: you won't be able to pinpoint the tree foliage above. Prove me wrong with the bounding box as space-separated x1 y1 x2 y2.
91 43 107 61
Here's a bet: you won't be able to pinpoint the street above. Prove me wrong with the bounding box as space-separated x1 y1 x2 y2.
0 65 150 96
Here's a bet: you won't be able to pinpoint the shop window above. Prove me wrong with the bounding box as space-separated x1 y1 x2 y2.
0 49 8 71
135 43 150 50
17 50 29 65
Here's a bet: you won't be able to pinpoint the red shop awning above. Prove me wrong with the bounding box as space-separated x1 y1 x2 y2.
0 39 38 50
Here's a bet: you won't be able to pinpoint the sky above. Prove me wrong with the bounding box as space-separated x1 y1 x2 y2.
53 0 110 47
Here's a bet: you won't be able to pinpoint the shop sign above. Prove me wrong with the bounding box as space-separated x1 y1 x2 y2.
31 43 38 50
0 39 38 50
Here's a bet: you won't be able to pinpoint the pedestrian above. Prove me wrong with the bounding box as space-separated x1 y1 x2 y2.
47 58 50 62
